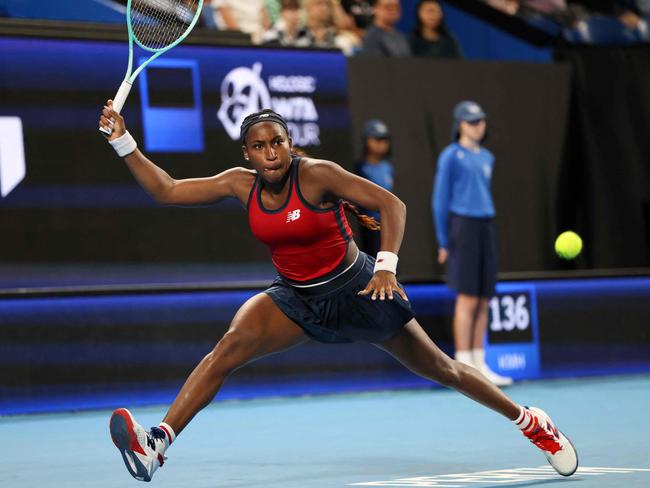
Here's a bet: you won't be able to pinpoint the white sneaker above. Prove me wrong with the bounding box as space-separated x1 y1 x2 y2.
521 407 578 476
110 408 167 482
478 363 514 386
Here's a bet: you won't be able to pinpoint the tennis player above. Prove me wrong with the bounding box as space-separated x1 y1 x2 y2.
99 103 578 482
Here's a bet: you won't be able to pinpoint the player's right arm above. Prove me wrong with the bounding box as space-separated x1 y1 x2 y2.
100 101 252 206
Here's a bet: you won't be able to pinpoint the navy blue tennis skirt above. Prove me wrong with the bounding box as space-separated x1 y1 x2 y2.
265 252 414 344
447 213 498 298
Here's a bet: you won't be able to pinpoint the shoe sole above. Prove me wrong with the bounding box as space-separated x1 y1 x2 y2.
528 407 579 477
110 408 152 482
554 430 579 477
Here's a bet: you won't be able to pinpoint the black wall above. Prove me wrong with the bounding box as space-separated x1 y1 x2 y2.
347 57 573 278
555 46 650 269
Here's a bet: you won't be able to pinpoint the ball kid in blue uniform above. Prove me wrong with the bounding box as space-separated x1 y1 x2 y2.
433 100 512 386
99 103 578 482
355 119 395 256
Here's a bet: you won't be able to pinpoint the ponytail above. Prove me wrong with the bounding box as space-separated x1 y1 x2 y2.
289 148 380 231
342 200 381 231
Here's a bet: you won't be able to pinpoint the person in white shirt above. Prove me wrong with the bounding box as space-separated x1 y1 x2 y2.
211 0 269 43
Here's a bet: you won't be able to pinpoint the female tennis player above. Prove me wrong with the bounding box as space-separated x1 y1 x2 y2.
99 103 578 482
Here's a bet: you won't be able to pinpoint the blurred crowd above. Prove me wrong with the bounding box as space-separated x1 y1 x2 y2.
483 0 650 38
202 0 463 58
200 0 650 51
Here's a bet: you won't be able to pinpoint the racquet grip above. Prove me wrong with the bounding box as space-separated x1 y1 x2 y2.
99 80 133 136
112 80 133 114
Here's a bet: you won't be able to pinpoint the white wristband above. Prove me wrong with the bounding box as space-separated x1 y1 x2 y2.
373 251 398 274
109 131 137 157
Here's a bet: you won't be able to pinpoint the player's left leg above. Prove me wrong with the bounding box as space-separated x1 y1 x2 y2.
375 319 578 476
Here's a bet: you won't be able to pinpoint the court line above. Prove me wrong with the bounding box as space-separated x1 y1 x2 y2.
349 466 650 486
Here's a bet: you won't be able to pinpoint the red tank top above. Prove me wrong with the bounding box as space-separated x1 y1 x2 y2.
247 158 353 282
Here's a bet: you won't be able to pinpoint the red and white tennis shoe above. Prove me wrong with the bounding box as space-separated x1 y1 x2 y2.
520 406 578 476
110 408 168 482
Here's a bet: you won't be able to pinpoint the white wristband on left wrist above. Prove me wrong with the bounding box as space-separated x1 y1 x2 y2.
374 251 398 274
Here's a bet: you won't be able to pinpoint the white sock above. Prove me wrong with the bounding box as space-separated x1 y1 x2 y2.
158 422 176 448
455 350 474 366
472 348 486 367
513 407 534 431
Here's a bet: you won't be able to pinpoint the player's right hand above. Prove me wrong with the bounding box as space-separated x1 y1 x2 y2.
99 100 126 141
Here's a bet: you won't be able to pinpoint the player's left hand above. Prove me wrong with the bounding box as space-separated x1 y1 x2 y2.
358 270 409 301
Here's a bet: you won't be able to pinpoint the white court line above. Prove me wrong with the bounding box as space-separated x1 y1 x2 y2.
349 466 650 487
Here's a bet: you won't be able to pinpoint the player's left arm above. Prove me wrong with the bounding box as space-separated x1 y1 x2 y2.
306 159 408 301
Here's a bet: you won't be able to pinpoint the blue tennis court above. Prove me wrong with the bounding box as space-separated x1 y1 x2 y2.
3 374 649 488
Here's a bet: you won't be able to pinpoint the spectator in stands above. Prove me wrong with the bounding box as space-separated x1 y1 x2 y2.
484 0 521 15
616 1 649 38
264 0 282 25
484 0 579 30
355 120 395 256
210 0 269 43
362 0 411 56
635 0 650 15
410 0 463 58
342 0 375 33
525 0 568 15
303 0 361 55
619 7 648 32
262 0 311 47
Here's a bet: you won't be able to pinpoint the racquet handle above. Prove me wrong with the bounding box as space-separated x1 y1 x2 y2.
99 80 133 136
112 80 132 114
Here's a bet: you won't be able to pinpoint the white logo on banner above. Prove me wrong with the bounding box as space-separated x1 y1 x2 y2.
0 117 26 198
217 63 321 146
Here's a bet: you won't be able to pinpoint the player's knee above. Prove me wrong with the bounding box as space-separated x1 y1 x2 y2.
207 331 256 375
434 358 462 389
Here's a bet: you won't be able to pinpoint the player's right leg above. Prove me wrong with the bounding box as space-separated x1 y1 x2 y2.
109 292 308 481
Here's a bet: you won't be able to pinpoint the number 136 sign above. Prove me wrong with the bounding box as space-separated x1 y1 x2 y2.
485 284 541 379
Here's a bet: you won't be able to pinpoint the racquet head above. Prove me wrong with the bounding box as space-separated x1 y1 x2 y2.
128 0 203 52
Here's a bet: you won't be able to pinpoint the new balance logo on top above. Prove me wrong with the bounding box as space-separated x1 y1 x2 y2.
147 436 156 450
286 209 301 223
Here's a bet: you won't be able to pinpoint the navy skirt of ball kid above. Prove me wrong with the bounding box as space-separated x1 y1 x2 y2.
265 252 414 344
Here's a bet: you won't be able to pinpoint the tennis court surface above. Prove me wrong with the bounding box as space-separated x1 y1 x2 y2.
3 374 649 488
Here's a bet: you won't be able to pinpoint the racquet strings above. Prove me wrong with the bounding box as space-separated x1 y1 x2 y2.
130 0 200 50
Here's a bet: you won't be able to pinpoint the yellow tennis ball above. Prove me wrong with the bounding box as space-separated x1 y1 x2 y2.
555 231 582 259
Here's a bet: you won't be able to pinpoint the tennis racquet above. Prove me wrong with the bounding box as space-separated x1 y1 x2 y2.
100 0 204 135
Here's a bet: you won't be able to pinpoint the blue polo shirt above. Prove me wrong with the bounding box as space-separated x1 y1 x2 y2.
356 159 394 220
432 143 495 248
